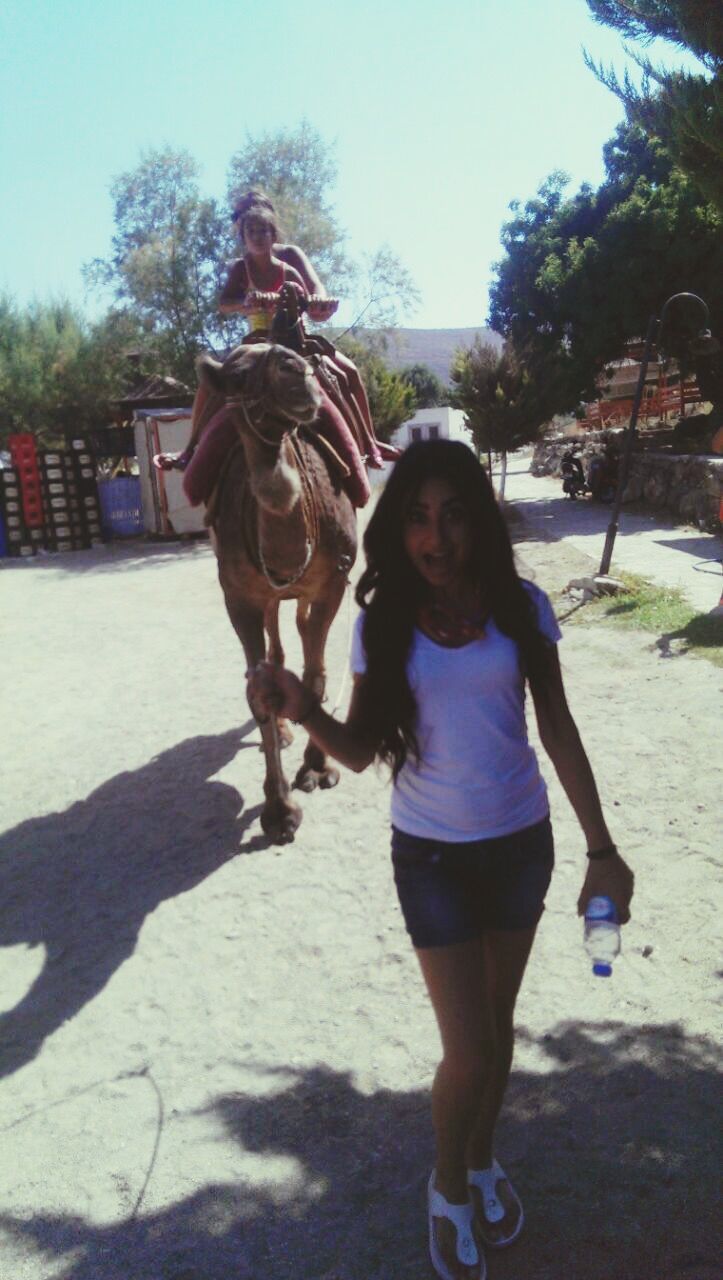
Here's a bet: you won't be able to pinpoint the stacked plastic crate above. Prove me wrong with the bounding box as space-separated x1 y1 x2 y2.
1 463 37 557
1 432 104 557
68 436 104 546
5 435 45 557
39 435 103 552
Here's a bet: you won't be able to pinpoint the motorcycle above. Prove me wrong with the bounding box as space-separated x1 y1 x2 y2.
561 452 587 499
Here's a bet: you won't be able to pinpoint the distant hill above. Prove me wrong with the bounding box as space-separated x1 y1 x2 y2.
374 327 504 384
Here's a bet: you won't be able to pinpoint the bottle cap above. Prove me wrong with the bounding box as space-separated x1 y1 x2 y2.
586 896 618 923
593 962 612 977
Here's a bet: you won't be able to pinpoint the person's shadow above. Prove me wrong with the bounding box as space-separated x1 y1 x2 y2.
0 1024 719 1279
0 726 262 1077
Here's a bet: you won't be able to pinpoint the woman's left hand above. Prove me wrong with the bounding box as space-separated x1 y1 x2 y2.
577 850 634 923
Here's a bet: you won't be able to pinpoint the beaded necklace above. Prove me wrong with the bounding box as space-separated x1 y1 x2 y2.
417 597 490 647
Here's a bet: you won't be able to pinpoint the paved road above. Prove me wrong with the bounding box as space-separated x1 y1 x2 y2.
504 455 722 613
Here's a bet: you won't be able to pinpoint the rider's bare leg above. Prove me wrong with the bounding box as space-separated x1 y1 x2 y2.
331 351 383 465
153 384 217 471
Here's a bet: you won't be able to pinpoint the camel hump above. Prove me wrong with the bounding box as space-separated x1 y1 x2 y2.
196 352 226 395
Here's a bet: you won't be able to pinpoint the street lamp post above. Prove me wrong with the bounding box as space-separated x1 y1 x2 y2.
598 292 717 578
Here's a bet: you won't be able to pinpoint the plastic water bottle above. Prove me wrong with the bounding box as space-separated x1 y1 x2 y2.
584 895 620 977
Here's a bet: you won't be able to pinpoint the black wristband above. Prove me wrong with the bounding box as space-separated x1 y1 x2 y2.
294 696 320 726
587 843 617 861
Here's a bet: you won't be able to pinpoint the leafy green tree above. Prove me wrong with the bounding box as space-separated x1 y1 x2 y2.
488 123 723 419
450 340 547 496
339 338 417 442
584 1 723 208
0 296 147 449
84 147 233 385
400 362 446 407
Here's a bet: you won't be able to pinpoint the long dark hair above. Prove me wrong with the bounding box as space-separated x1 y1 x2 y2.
355 440 554 778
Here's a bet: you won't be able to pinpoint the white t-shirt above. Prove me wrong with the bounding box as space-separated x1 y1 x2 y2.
350 581 561 842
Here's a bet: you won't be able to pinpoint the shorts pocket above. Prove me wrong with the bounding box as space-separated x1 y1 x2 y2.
390 827 442 870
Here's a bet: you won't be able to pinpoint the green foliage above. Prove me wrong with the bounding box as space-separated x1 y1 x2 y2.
0 296 146 449
488 122 723 417
84 146 235 385
338 338 416 442
400 362 446 407
584 1 723 208
585 1 721 62
449 340 547 456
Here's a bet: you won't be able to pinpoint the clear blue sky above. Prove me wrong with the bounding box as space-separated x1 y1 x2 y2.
0 0 696 329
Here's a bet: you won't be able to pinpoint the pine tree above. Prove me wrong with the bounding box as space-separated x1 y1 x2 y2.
584 1 723 207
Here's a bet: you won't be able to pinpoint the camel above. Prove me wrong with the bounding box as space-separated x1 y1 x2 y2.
197 340 358 844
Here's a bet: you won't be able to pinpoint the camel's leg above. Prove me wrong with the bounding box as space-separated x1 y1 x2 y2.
264 599 293 748
294 576 347 793
223 590 302 844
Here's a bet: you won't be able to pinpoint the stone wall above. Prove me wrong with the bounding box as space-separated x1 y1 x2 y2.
532 433 722 531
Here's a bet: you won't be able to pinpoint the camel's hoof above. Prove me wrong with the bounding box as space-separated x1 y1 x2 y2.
294 765 340 793
294 767 319 793
260 802 302 845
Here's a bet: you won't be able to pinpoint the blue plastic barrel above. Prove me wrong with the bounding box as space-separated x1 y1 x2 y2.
97 477 143 537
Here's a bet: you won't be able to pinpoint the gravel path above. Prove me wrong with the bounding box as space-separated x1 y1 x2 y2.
0 458 719 1279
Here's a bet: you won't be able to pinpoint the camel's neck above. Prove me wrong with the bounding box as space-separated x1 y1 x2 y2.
241 430 311 581
242 427 301 516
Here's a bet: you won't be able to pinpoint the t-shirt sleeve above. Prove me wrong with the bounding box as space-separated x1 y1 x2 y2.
350 611 367 674
524 581 562 644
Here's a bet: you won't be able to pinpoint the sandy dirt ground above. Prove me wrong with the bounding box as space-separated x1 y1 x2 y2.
0 457 720 1280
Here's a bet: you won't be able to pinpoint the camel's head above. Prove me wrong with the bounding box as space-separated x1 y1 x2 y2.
197 343 321 440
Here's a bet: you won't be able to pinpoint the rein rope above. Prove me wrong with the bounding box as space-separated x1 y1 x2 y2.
231 393 301 449
227 393 319 592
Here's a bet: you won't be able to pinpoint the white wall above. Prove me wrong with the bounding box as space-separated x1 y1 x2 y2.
133 412 207 536
390 406 471 450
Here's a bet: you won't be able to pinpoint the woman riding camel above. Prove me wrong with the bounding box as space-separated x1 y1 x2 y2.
220 191 396 467
156 193 392 509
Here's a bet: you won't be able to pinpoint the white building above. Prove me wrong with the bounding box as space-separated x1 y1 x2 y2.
390 406 472 450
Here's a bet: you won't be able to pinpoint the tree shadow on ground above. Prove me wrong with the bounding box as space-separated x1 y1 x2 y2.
1 1023 719 1280
651 537 722 568
0 538 212 577
0 726 263 1079
506 492 615 546
506 489 704 551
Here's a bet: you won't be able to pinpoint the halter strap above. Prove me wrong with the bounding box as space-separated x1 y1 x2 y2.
227 394 300 448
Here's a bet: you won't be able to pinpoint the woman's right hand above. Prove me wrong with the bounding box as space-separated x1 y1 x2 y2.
247 661 309 722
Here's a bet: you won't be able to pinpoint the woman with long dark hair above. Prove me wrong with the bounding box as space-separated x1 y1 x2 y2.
249 439 634 1280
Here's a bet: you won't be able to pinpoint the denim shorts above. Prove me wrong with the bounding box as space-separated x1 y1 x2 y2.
390 815 554 949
